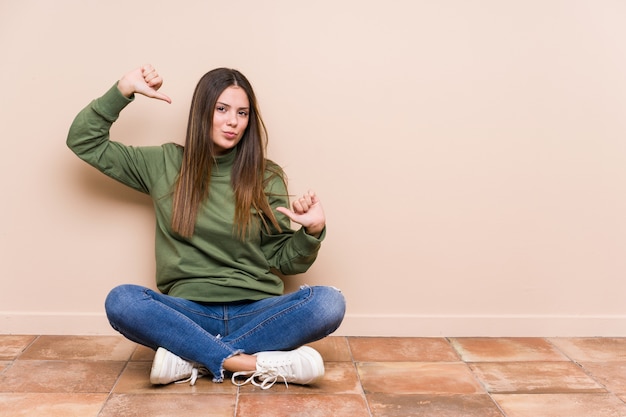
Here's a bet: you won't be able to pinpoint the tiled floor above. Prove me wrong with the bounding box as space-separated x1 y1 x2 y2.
2 336 626 417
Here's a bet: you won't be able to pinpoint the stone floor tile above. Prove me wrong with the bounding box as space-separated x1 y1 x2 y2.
349 337 459 362
492 393 626 417
470 362 605 393
237 362 362 394
236 393 370 417
367 393 505 417
307 336 352 362
358 362 484 395
19 335 137 361
549 338 626 362
130 344 155 362
4 334 626 417
114 361 236 394
0 360 125 393
581 362 626 394
0 335 36 360
99 393 235 417
0 393 107 417
449 338 568 362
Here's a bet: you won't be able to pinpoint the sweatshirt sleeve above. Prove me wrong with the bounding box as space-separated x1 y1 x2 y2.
66 83 153 194
260 171 326 275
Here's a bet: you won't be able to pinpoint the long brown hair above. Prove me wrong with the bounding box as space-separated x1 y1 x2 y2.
171 68 282 239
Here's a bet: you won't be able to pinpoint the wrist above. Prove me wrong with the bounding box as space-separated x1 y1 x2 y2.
304 224 324 239
116 79 134 98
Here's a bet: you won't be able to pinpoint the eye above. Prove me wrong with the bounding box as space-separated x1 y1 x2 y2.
216 106 226 112
238 110 249 117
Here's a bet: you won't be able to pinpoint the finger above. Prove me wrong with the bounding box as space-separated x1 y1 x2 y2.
291 200 304 214
307 190 319 205
145 72 162 88
141 64 156 78
141 65 163 87
276 206 296 220
300 193 313 207
145 72 159 84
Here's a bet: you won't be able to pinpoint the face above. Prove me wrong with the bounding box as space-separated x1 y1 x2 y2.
211 86 250 155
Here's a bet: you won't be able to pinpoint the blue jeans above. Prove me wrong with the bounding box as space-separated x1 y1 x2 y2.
105 284 346 382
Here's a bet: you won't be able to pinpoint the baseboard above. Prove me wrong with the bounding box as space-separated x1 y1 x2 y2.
2 311 626 337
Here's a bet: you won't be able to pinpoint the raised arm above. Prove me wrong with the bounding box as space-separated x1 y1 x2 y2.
66 64 171 194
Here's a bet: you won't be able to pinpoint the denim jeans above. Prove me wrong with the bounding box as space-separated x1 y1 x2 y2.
105 284 346 382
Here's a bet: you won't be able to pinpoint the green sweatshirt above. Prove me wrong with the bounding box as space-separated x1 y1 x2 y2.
67 84 324 302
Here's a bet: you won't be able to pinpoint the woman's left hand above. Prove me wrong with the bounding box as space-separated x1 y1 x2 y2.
276 190 326 238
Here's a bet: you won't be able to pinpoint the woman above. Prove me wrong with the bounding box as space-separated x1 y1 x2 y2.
67 65 346 388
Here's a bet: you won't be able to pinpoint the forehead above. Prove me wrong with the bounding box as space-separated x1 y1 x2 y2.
217 86 249 108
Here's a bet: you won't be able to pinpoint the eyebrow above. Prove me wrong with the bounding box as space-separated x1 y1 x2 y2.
216 101 250 110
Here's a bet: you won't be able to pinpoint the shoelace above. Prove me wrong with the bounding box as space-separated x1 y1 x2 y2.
175 366 208 386
231 368 289 390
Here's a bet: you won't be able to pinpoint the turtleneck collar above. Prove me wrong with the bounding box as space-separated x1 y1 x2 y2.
212 147 237 177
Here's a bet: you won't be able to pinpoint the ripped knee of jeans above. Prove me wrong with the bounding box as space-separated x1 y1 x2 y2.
300 284 343 293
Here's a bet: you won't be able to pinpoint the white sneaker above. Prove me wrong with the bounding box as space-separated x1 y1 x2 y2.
232 346 325 389
150 347 208 385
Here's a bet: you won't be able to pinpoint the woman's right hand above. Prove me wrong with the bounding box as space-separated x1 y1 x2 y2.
117 64 171 103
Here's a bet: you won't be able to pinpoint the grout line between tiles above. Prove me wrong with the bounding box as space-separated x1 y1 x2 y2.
444 335 512 415
444 336 507 415
458 356 510 417
545 338 626 406
15 335 40 360
444 337 464 361
545 338 614 392
345 337 374 417
0 336 36 394
95 345 135 417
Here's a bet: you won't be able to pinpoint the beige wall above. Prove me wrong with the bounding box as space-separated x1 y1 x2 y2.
1 0 626 336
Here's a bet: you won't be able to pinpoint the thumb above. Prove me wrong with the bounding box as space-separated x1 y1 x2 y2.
149 90 172 104
139 88 171 104
276 206 297 222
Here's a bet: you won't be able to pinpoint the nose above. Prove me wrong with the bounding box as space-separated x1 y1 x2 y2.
227 111 238 127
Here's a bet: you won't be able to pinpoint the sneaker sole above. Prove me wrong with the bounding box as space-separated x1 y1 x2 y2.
149 347 169 384
297 346 325 384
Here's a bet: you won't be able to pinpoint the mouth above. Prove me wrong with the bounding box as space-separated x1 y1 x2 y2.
223 131 237 139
